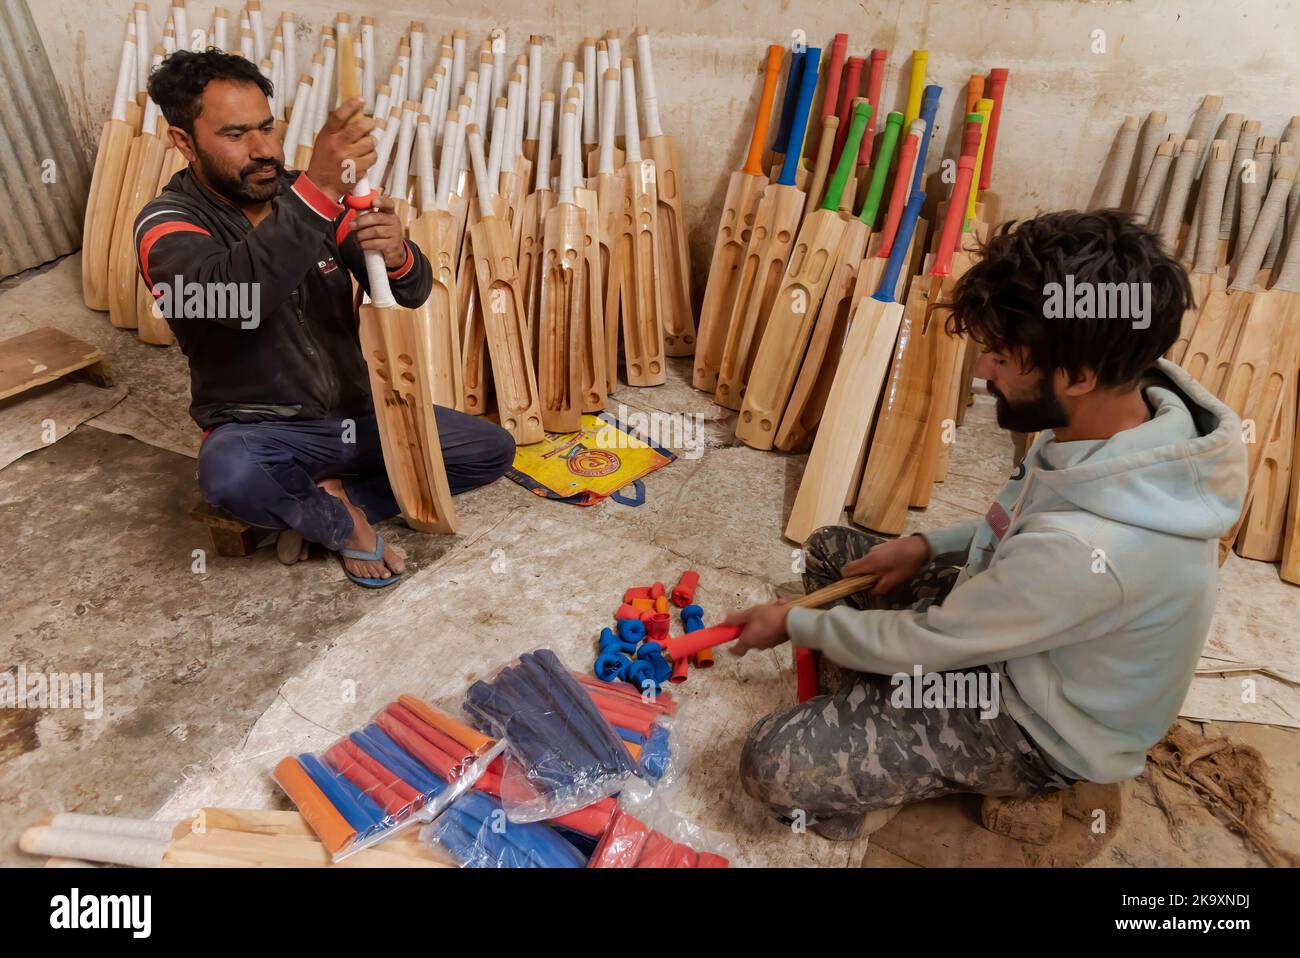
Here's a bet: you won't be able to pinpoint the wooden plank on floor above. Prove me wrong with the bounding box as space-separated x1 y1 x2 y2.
0 328 112 402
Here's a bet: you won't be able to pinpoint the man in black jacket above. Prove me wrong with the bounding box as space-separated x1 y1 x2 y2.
137 50 513 586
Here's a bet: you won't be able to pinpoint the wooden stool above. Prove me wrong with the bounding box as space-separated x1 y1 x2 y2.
190 501 273 557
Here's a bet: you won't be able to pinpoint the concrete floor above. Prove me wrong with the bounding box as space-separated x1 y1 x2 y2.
2 260 1298 867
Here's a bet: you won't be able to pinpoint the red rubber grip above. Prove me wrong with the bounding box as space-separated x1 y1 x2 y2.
590 810 651 867
344 190 377 210
934 156 976 277
833 56 866 163
875 128 920 258
980 68 1009 189
795 647 819 702
813 33 849 157
662 623 743 662
859 48 888 163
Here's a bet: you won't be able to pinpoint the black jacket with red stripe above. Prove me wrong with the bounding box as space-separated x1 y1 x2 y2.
134 168 431 429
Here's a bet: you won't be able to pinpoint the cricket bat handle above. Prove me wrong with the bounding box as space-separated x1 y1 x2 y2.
980 68 1009 189
742 44 785 176
634 27 664 138
910 84 942 198
777 46 821 186
772 47 806 156
934 156 976 275
859 48 888 164
876 191 925 303
660 574 880 661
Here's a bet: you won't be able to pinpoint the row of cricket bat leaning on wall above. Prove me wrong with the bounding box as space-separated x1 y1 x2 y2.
1087 97 1300 584
80 5 696 448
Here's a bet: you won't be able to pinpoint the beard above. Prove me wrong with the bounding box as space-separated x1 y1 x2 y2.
194 143 284 203
987 373 1069 433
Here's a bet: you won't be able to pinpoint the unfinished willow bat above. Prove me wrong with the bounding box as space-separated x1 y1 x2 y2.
83 20 138 311
617 57 666 387
1090 115 1139 210
784 192 925 544
693 44 783 394
595 69 629 393
1169 140 1231 363
714 47 820 410
467 124 544 444
519 92 555 345
635 28 695 356
737 100 871 451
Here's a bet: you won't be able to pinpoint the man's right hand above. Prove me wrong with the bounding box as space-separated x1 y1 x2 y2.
842 534 931 595
305 97 376 201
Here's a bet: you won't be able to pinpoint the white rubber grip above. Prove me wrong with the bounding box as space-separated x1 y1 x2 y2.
636 29 664 138
622 60 643 162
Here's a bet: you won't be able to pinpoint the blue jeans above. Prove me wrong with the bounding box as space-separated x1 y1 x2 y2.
198 409 514 550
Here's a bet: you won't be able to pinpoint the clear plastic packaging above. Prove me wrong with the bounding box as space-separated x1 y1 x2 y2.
272 695 504 862
571 670 682 784
463 649 639 821
420 788 589 868
588 781 737 868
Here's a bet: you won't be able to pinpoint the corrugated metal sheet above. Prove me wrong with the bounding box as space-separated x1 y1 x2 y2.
0 0 90 279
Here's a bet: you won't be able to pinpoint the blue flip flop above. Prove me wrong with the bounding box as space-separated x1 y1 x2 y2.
339 533 403 588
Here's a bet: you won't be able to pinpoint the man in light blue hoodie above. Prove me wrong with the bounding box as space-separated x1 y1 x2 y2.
732 210 1248 841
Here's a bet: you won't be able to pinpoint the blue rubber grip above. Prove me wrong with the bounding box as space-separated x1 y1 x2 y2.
613 724 646 745
353 727 444 796
909 85 942 200
771 47 805 154
777 46 821 186
298 752 387 833
873 190 926 303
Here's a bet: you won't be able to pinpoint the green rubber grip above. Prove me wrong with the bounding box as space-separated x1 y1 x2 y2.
859 112 904 228
822 100 872 211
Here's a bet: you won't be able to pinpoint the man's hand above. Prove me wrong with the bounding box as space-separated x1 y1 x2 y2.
841 533 931 595
723 600 792 658
351 194 409 269
305 97 376 200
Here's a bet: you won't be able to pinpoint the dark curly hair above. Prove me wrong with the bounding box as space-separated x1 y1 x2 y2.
944 210 1194 389
146 48 273 135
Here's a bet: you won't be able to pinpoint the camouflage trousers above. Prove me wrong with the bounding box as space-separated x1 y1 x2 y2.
740 525 1073 837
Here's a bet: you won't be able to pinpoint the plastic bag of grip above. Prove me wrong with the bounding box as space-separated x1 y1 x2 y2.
272 695 505 862
587 780 737 868
571 669 684 787
463 648 644 821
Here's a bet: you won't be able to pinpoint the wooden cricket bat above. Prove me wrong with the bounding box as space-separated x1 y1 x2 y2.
803 115 839 218
1133 138 1176 226
784 192 925 543
1131 111 1168 206
467 123 545 444
634 27 695 356
714 46 820 410
617 57 667 387
1169 139 1232 363
1183 156 1293 395
537 101 586 433
1156 137 1201 254
82 19 138 311
772 112 906 454
693 44 784 393
1237 209 1300 561
407 110 467 411
595 69 629 393
519 92 555 348
108 47 168 331
21 810 449 868
809 33 847 161
736 100 871 450
340 33 458 535
1089 115 1140 210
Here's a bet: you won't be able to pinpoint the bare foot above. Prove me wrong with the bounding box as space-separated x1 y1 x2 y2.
318 479 407 581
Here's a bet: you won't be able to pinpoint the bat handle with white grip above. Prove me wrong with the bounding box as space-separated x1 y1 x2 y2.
466 124 495 218
621 59 642 163
558 104 577 205
536 93 556 190
355 176 396 309
527 36 542 140
134 2 150 94
435 110 462 211
416 115 435 214
487 99 507 190
582 39 598 146
112 24 136 122
634 27 663 138
598 70 618 174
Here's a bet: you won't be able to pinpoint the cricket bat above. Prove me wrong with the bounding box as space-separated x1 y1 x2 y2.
853 47 888 208
714 46 820 409
1156 136 1201 253
538 102 587 433
809 33 847 161
736 99 871 450
595 69 629 393
1237 209 1300 562
783 191 925 543
340 31 458 535
617 56 667 386
1169 139 1231 364
408 109 467 411
693 44 783 393
466 123 545 444
1131 111 1168 206
803 116 840 219
109 47 168 331
1133 137 1176 226
1089 115 1140 210
854 115 923 307
82 19 138 311
767 46 805 179
635 27 696 357
772 113 906 454
519 92 555 347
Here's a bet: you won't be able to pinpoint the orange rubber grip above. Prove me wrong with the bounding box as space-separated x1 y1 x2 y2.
386 703 473 762
273 756 356 855
964 74 984 115
397 694 495 754
742 44 785 176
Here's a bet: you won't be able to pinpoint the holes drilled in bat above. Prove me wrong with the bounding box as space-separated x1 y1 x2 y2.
778 230 792 242
398 353 414 365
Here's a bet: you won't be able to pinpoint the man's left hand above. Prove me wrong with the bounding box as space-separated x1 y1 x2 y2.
353 194 408 269
724 600 792 658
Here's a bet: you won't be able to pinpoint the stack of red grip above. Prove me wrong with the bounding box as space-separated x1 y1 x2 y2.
588 808 730 868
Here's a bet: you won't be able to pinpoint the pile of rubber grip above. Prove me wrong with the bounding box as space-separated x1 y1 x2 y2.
589 808 730 867
465 649 638 813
